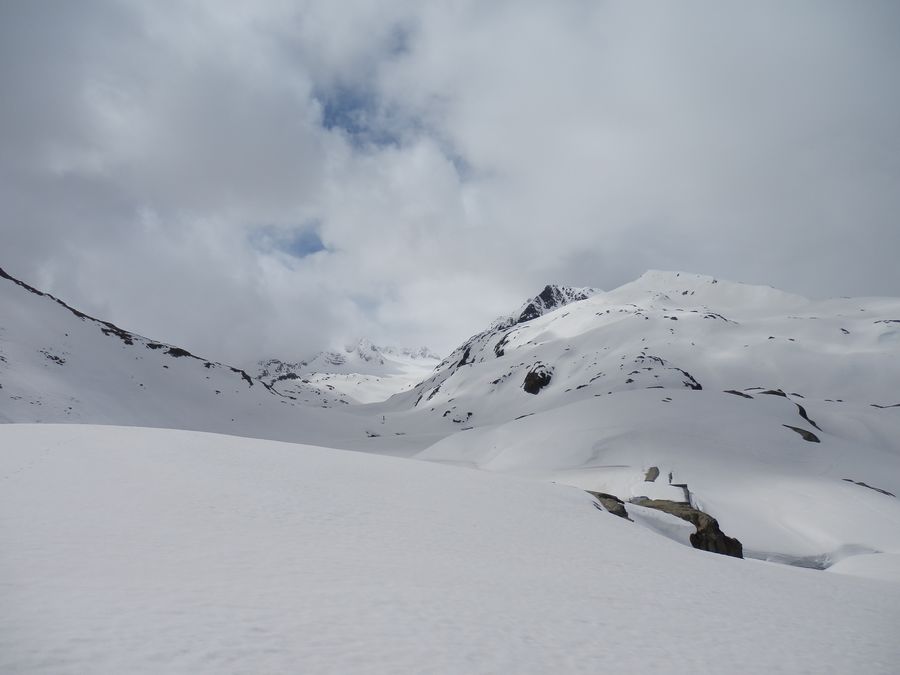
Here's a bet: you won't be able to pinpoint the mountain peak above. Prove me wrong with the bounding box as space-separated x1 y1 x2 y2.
515 284 599 324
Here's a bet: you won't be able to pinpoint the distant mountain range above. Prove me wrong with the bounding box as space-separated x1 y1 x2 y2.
257 340 440 404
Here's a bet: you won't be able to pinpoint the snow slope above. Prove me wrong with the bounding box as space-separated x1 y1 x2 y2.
0 267 368 446
2 424 898 674
418 389 900 566
395 271 900 425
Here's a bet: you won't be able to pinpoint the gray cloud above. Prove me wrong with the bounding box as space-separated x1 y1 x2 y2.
2 1 899 365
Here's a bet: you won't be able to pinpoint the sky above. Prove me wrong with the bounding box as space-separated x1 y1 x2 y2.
2 1 899 366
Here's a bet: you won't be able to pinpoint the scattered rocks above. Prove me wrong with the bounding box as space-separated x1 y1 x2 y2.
39 349 65 365
99 324 135 345
673 368 702 390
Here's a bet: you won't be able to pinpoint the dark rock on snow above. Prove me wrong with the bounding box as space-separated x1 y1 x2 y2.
783 425 820 442
587 491 631 520
522 364 553 395
631 498 743 558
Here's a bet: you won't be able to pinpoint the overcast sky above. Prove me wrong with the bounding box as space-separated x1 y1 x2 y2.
2 1 899 366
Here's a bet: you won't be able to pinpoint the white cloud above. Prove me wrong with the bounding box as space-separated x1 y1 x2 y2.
1 1 899 364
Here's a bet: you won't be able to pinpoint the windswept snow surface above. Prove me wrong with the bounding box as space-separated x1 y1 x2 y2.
2 425 898 674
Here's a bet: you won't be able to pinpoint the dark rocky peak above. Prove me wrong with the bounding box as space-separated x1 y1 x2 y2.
516 285 598 324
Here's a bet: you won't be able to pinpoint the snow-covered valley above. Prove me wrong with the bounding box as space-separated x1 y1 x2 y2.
2 266 899 672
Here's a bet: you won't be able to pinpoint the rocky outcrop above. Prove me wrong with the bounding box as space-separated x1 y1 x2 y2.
522 364 553 394
516 285 597 324
587 491 631 520
630 498 743 558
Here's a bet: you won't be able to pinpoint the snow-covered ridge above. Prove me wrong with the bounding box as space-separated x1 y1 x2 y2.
0 266 365 439
0 266 255 386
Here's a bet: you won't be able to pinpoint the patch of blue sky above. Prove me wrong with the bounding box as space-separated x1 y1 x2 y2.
249 224 327 259
317 84 404 148
319 88 475 184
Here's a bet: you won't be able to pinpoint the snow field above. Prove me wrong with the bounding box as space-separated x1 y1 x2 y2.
2 425 899 674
